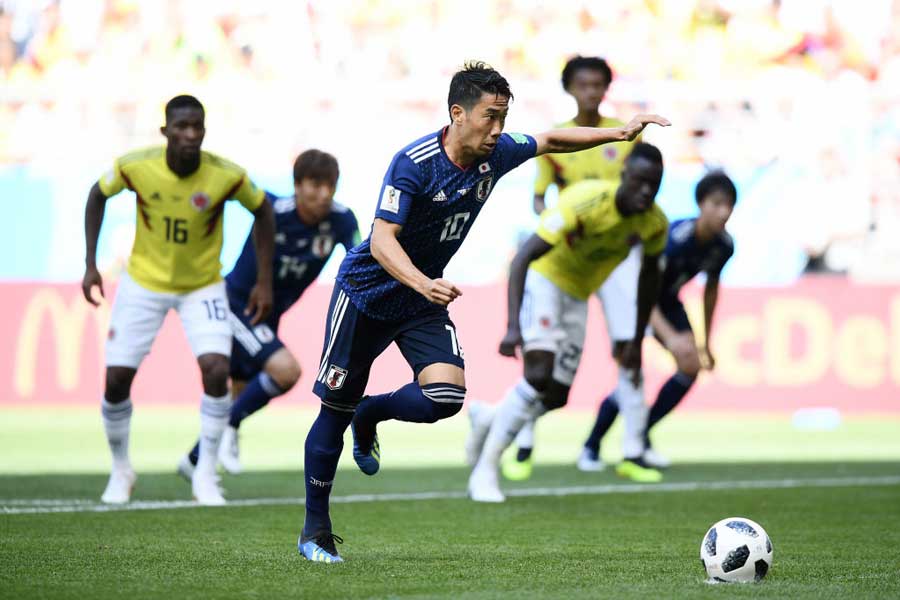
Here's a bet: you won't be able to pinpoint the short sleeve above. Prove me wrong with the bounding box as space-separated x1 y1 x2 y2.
496 132 537 176
709 236 735 276
342 211 362 249
535 202 578 247
641 209 669 256
232 175 265 211
374 153 421 225
533 154 554 196
97 158 127 197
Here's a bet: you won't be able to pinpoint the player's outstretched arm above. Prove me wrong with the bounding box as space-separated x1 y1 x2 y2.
370 218 462 306
701 274 721 370
532 114 671 157
246 200 275 325
621 252 663 384
82 182 109 307
499 234 553 357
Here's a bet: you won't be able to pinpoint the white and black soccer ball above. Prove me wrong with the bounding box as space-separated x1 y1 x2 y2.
700 517 773 583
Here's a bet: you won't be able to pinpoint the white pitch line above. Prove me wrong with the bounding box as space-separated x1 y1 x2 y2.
2 475 899 516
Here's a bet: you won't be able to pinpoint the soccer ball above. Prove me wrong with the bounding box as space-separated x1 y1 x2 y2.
700 517 773 583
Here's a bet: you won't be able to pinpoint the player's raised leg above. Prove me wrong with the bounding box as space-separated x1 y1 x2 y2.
351 315 467 476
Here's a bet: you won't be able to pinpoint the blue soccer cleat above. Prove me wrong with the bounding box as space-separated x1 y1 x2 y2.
298 531 344 563
350 420 380 476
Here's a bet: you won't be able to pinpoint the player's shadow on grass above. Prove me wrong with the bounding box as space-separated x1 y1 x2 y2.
1 461 898 502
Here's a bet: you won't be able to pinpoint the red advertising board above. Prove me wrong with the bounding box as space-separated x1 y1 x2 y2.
1 278 897 412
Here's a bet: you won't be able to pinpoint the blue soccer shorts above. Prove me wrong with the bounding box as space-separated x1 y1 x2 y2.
312 285 465 413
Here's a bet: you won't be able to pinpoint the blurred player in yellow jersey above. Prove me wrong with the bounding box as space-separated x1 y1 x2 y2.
81 95 275 506
507 56 650 481
532 56 641 214
467 143 668 502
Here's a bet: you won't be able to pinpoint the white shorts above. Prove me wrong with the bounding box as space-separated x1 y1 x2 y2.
596 245 641 343
520 269 588 386
105 272 232 368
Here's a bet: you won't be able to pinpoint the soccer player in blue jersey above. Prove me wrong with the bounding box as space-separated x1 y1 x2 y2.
580 171 736 471
297 61 669 563
177 150 359 483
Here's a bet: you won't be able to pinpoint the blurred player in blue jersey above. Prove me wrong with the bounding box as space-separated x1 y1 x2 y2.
581 171 736 472
298 60 669 563
178 150 359 484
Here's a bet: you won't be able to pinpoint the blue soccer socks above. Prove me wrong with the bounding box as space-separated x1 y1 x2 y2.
584 395 620 455
303 406 352 537
230 372 284 429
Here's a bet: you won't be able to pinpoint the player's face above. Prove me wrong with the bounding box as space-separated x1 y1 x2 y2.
162 108 205 161
618 157 663 215
698 189 734 233
295 177 336 225
458 93 509 157
567 69 609 114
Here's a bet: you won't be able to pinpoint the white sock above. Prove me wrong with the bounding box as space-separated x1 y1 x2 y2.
101 397 132 471
197 393 232 477
475 380 546 471
514 418 535 449
615 366 647 459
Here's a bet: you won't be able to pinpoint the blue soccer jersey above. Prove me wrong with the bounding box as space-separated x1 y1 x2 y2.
226 193 360 323
660 218 734 301
337 128 537 321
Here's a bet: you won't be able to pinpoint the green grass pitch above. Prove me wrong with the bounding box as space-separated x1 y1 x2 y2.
2 407 899 599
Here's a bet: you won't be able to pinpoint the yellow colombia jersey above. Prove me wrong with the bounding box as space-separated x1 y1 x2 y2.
98 147 264 294
534 117 641 195
531 179 668 300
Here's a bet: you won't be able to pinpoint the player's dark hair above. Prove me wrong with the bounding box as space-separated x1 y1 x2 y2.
165 95 204 121
695 170 737 206
293 149 339 185
447 61 513 118
626 142 663 167
561 56 613 90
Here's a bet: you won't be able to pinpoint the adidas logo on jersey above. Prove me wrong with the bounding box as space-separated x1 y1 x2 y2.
432 189 448 202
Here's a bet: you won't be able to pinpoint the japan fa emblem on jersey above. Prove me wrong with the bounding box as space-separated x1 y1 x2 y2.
190 192 211 211
604 146 618 160
325 365 348 390
475 175 493 202
312 234 335 259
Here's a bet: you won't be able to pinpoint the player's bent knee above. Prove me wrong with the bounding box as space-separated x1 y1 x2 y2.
266 350 301 390
420 382 466 422
198 353 230 395
430 400 463 421
541 380 570 411
677 351 701 378
105 367 136 403
523 351 554 393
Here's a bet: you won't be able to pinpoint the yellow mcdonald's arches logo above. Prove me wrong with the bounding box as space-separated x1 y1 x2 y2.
14 288 109 397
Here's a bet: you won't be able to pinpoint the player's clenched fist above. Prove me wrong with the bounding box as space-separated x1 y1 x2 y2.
498 327 522 357
421 278 462 306
81 266 105 306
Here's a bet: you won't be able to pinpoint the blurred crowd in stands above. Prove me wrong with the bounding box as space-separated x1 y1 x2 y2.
2 0 899 282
